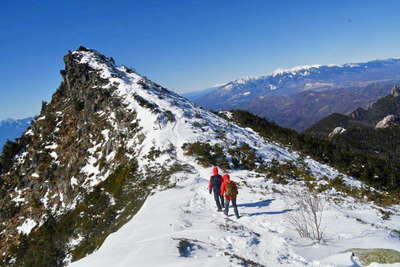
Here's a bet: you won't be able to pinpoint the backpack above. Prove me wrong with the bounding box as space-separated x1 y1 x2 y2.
226 182 238 197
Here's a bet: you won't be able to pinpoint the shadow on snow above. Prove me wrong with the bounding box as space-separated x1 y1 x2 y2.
237 199 292 217
238 199 275 208
247 209 292 217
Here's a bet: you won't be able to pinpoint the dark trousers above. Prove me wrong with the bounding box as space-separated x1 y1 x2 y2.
213 191 225 210
224 198 239 218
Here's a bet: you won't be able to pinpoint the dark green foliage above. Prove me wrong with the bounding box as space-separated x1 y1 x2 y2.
73 99 85 112
228 144 259 170
223 110 400 193
0 140 23 174
306 87 400 163
133 94 160 113
305 113 353 139
257 159 311 185
8 214 67 267
183 142 229 170
164 110 176 122
146 146 162 161
4 158 186 266
192 122 203 128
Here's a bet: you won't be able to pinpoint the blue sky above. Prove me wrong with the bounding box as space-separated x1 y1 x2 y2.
1 0 400 120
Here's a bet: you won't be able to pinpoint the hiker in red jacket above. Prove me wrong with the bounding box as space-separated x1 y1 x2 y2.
220 174 240 219
208 167 225 211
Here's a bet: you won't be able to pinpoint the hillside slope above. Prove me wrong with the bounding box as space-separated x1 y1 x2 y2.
305 86 400 164
0 48 399 267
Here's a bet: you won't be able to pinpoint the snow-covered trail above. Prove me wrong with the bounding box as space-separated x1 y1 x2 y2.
70 167 305 266
70 167 400 267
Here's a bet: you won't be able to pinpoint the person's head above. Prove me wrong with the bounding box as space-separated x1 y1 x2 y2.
212 167 219 176
223 173 230 181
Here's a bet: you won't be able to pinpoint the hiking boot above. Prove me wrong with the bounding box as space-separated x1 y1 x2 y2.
217 209 222 212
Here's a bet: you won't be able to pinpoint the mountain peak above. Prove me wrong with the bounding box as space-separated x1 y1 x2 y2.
70 46 116 67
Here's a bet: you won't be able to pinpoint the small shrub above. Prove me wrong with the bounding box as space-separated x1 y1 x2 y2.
182 142 229 169
164 111 176 122
285 189 326 242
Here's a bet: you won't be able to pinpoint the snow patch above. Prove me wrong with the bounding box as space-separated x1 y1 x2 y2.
17 219 37 235
328 127 347 138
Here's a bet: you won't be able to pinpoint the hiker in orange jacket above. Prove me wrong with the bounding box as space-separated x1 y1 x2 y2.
208 167 225 211
220 174 240 219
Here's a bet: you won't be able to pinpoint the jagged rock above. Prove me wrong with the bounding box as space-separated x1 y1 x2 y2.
350 107 367 120
328 126 346 138
0 48 166 264
345 248 400 265
375 114 400 129
391 85 400 97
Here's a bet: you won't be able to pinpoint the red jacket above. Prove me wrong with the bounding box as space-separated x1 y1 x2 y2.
221 179 238 200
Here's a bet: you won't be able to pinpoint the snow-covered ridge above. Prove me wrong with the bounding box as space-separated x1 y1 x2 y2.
271 64 322 77
69 48 365 190
217 57 400 92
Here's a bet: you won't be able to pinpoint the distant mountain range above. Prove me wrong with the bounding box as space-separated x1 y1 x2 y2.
186 58 400 131
0 117 32 149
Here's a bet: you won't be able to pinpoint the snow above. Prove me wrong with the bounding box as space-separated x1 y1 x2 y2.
328 127 347 138
71 177 78 187
17 219 37 235
269 84 278 90
70 167 400 267
66 49 399 266
376 115 399 129
271 65 322 77
25 129 34 136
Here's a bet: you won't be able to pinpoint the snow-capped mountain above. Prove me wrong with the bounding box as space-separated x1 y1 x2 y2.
1 48 399 267
0 117 33 150
202 59 400 98
188 58 400 131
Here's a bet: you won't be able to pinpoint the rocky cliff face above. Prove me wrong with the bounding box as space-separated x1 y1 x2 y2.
375 115 400 129
0 47 186 266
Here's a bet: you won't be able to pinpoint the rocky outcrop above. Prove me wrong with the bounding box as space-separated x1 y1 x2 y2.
349 107 367 121
391 85 400 97
328 126 346 138
375 114 400 129
0 47 177 266
345 248 400 265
